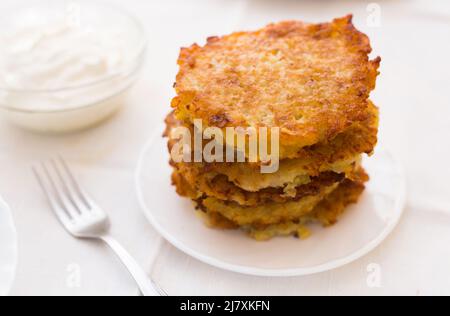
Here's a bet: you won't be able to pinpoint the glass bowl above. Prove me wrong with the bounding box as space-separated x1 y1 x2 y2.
0 0 147 133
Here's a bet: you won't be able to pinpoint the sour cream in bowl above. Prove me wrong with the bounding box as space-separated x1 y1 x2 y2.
0 0 147 133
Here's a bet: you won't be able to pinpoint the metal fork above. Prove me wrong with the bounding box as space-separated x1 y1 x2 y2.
32 157 167 296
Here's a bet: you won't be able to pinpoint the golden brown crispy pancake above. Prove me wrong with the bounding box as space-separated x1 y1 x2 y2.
247 172 368 240
173 165 345 206
193 169 368 240
172 15 380 160
200 183 338 227
165 101 377 191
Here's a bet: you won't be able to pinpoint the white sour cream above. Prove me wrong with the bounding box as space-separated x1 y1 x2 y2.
0 5 145 133
0 18 138 95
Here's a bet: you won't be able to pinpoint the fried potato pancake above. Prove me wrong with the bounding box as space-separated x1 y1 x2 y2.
172 15 380 160
173 165 346 206
165 101 377 191
192 169 368 240
199 183 338 227
248 173 367 240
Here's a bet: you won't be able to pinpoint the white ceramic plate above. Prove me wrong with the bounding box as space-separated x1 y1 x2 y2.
135 128 406 277
0 196 17 295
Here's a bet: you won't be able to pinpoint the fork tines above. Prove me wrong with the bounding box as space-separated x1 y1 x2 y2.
32 157 92 222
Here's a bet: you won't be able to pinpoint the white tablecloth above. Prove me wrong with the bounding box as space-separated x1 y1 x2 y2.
2 0 450 296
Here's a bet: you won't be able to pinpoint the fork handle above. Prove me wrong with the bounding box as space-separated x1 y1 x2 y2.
100 235 160 296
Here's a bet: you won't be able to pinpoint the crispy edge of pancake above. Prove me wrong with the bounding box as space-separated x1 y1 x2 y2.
172 15 380 156
164 101 377 191
166 101 378 165
198 183 339 227
197 169 368 240
247 173 367 240
169 146 361 192
173 164 346 206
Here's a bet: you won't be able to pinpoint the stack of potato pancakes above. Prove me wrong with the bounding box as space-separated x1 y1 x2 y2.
165 15 381 240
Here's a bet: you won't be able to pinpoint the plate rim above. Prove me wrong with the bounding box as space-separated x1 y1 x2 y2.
0 196 18 295
135 127 407 277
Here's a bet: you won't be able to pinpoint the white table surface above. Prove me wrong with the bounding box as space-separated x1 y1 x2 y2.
1 0 450 296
